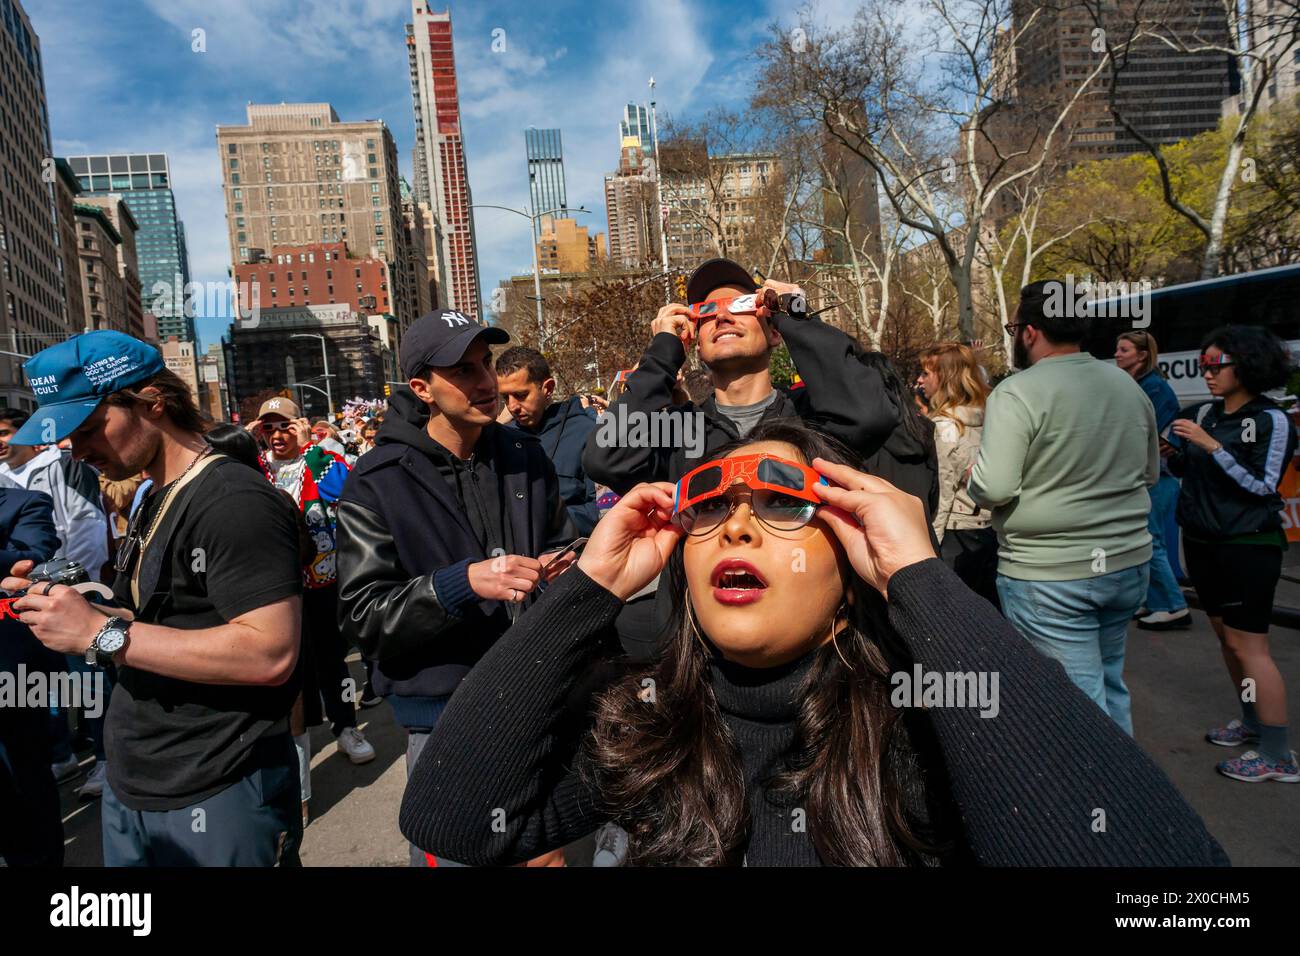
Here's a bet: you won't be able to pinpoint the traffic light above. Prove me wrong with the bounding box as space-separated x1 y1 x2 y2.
673 273 687 302
383 383 391 397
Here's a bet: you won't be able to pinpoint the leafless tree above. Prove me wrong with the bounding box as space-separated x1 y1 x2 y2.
1085 0 1300 277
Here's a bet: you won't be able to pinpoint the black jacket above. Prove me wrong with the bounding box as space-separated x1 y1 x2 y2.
583 317 899 494
335 388 573 721
1170 396 1298 540
863 411 940 527
508 395 599 535
398 560 1228 867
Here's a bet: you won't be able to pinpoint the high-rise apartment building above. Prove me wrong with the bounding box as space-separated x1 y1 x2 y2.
52 160 85 337
0 0 81 410
65 153 194 342
604 137 661 268
1223 0 1300 116
214 103 420 333
407 3 482 319
525 128 568 238
73 200 142 337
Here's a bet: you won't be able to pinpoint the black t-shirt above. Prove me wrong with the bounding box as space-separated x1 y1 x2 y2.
105 457 303 811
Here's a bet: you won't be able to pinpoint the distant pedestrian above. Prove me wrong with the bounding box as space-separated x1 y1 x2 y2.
1167 325 1298 783
1116 331 1190 631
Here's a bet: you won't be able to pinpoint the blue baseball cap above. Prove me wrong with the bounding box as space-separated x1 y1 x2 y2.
11 331 165 445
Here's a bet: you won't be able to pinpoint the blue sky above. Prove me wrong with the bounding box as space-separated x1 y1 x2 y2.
27 0 866 351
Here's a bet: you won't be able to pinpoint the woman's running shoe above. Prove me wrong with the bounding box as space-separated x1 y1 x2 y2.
1216 750 1300 783
1205 719 1259 747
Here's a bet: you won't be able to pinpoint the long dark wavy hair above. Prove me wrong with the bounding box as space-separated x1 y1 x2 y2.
584 419 945 866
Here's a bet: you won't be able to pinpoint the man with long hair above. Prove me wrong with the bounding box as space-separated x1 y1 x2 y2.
4 331 304 866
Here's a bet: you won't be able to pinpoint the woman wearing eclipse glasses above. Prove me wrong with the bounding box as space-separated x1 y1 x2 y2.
1167 325 1299 784
400 419 1226 866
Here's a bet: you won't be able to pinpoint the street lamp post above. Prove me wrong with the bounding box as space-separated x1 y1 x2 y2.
471 203 589 353
649 77 671 304
290 333 333 418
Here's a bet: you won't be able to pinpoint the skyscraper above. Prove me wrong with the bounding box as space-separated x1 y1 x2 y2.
407 3 482 319
1010 0 1230 159
619 104 651 152
65 153 194 342
525 128 568 239
0 0 82 410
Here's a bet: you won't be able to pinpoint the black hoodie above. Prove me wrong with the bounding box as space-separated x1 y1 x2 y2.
335 387 573 727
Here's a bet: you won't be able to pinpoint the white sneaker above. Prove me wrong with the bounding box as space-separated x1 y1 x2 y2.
76 761 107 799
51 754 81 784
337 726 375 765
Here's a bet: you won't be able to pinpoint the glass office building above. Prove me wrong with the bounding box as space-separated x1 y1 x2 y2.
525 128 569 240
65 153 194 343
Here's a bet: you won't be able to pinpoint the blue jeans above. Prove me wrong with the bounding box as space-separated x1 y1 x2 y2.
1145 476 1187 614
997 564 1149 735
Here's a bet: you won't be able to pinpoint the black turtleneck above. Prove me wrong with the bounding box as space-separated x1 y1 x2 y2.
398 562 1230 867
709 654 822 865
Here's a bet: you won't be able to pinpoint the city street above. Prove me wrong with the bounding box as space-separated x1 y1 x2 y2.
53 610 1298 867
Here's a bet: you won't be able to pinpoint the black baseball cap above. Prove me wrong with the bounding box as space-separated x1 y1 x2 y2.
400 309 510 379
686 258 758 304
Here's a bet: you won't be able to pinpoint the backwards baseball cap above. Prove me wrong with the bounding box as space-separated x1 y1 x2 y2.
686 257 758 304
397 308 509 379
11 330 165 445
400 309 510 380
257 396 301 420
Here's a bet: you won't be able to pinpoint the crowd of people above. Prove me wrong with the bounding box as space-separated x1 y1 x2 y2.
0 254 1294 868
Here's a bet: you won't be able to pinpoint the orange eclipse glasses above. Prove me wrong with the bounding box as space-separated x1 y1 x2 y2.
672 453 828 535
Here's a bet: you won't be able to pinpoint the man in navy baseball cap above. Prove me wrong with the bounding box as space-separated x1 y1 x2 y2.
11 330 165 446
399 309 509 381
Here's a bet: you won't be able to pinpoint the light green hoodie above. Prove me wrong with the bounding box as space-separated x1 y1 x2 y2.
969 352 1159 581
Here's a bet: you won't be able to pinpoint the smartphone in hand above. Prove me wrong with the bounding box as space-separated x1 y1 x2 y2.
539 537 588 583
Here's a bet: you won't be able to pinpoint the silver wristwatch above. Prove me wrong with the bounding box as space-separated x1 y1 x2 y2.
86 616 130 667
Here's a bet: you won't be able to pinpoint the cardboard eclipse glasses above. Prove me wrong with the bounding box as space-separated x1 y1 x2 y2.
672 453 828 535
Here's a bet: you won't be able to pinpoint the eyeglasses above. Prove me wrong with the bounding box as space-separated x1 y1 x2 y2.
1004 322 1027 336
261 421 294 434
1199 354 1235 375
672 453 826 536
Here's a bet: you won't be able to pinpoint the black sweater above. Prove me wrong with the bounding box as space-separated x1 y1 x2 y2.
399 560 1230 867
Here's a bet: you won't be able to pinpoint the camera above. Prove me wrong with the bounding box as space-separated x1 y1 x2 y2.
29 559 90 587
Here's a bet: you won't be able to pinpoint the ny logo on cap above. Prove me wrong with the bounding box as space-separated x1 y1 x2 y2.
266 399 284 409
441 312 472 328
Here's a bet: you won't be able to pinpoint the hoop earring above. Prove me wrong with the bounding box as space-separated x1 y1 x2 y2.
829 601 854 671
684 592 712 655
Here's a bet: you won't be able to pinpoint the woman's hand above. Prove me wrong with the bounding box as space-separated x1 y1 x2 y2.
1169 419 1221 453
576 482 682 601
812 458 937 598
